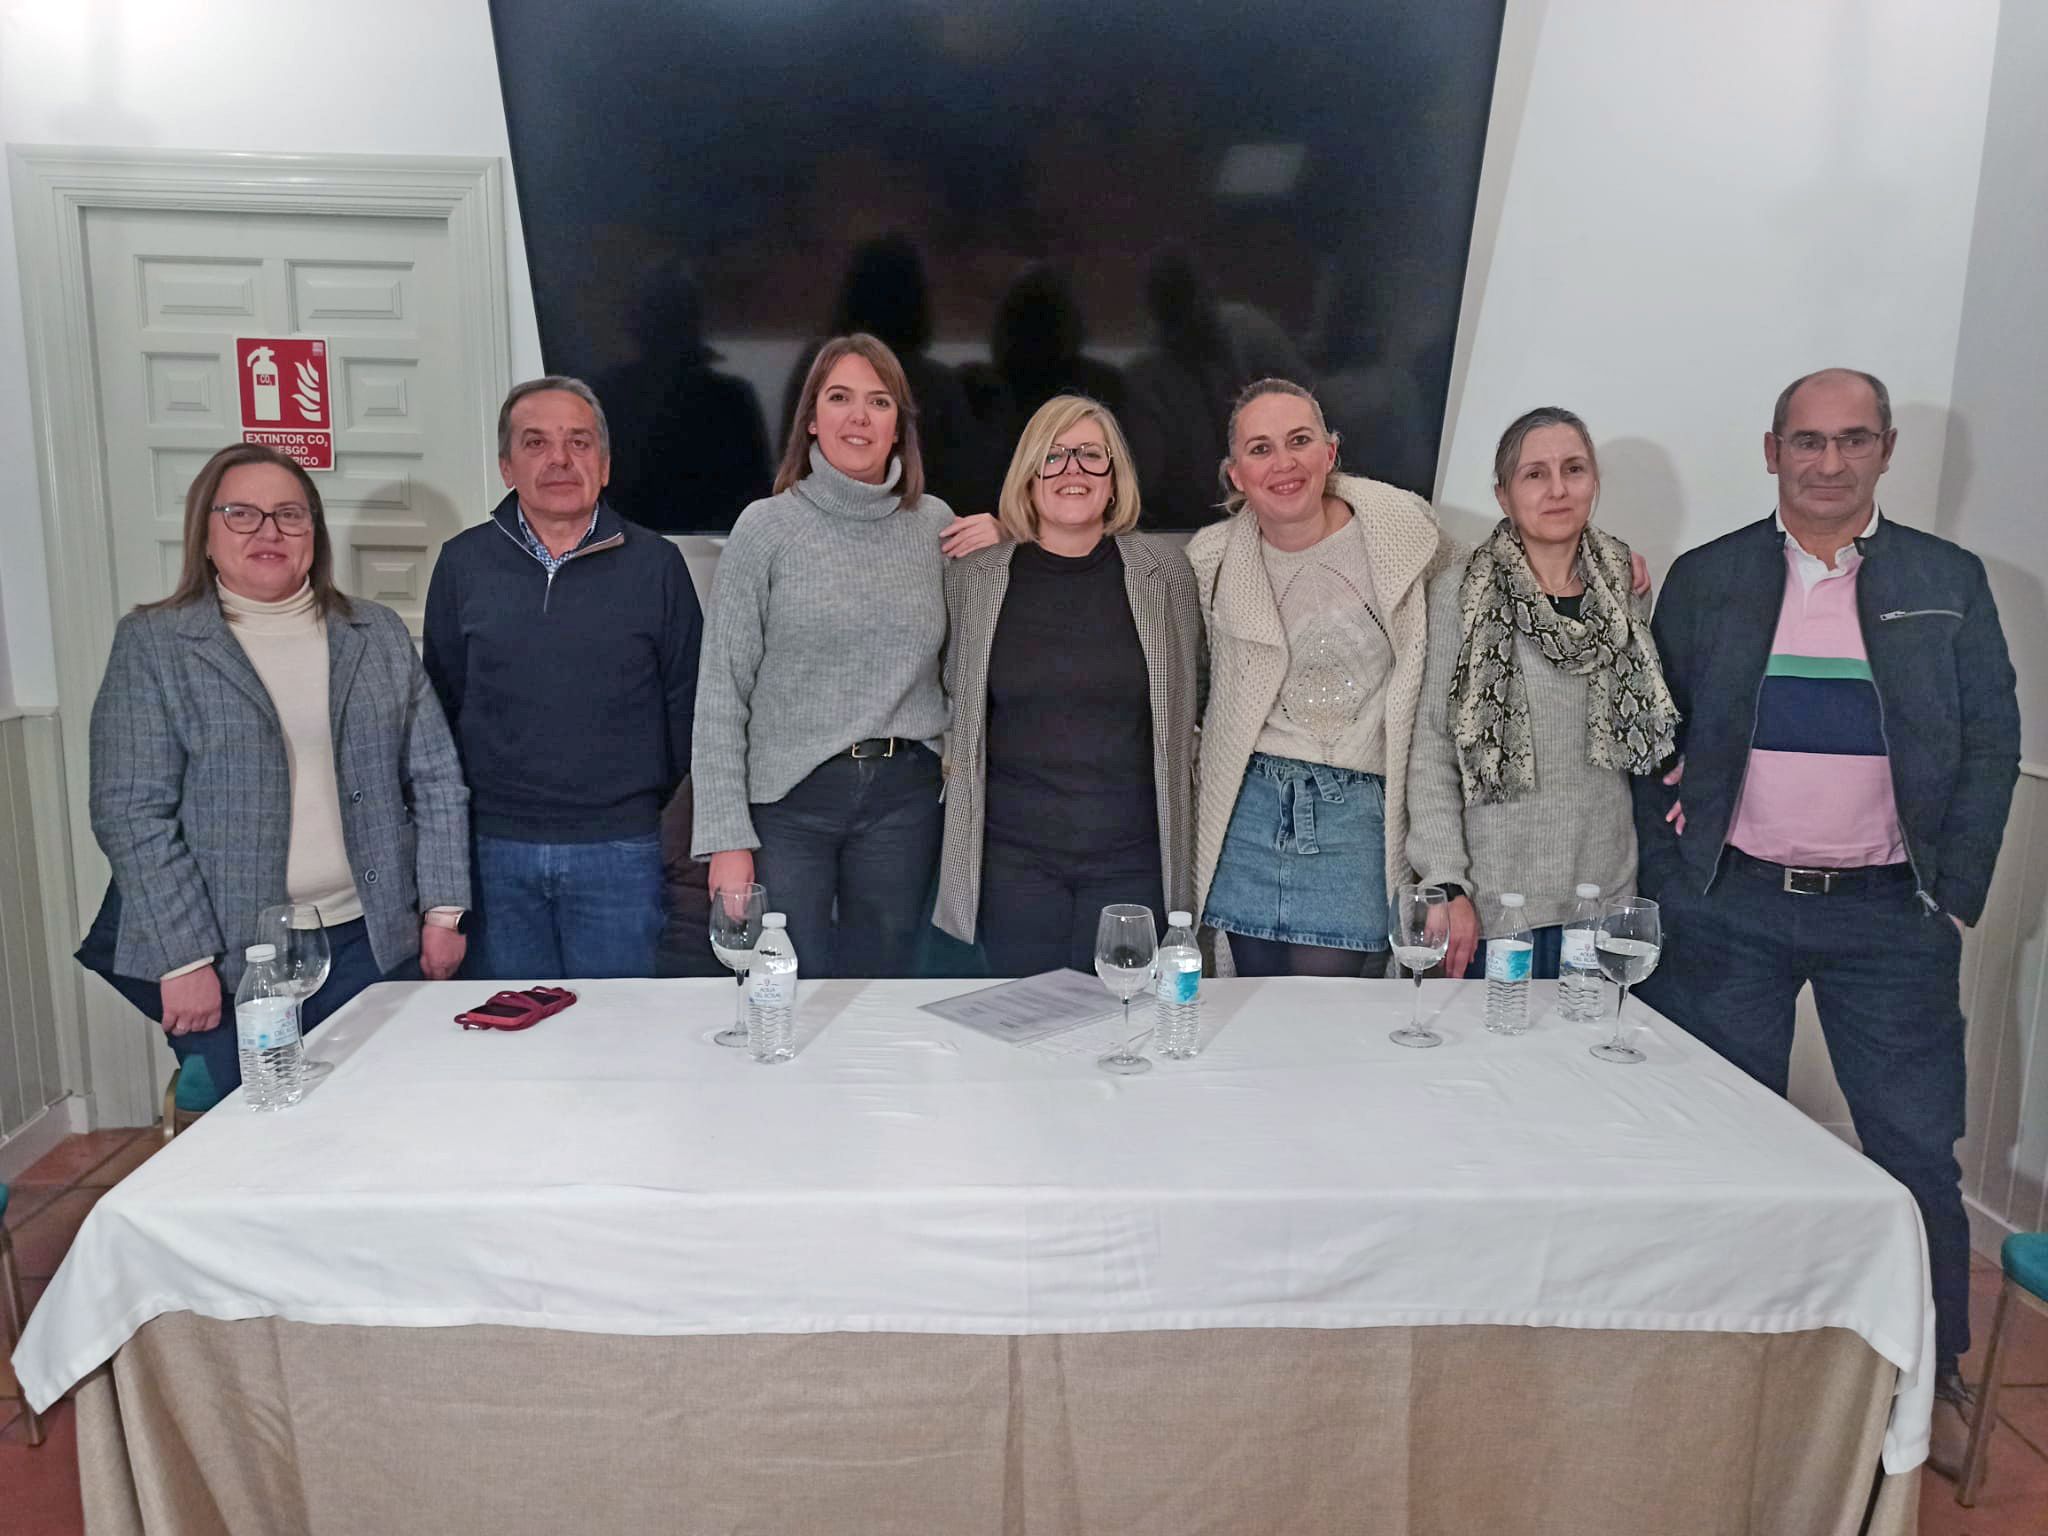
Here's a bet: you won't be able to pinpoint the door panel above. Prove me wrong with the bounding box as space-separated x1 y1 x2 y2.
85 207 472 632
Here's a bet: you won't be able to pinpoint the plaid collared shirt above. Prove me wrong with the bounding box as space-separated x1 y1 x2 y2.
515 501 601 575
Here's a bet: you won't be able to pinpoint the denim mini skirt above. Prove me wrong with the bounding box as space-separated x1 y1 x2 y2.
1202 752 1389 951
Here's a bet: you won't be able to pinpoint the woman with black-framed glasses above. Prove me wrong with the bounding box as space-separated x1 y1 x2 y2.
77 443 471 1110
934 395 1202 975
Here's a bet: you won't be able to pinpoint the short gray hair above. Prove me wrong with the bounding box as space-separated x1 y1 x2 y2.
1494 406 1597 490
1772 369 1892 437
497 376 610 459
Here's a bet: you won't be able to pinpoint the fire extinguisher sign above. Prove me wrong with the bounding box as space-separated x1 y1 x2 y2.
235 337 334 470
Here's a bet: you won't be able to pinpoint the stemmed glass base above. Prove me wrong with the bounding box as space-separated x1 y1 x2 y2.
713 974 749 1048
1388 961 1442 1049
1590 984 1645 1065
300 1057 335 1084
1097 996 1153 1075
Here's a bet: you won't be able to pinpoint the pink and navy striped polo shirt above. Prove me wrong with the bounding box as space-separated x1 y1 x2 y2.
1727 512 1907 869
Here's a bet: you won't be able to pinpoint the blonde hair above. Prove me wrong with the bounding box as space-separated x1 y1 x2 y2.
996 395 1142 544
1216 377 1337 516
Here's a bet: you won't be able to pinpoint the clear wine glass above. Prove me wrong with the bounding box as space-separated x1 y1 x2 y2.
1093 904 1157 1076
1389 883 1449 1049
259 903 333 1082
1591 897 1662 1065
708 883 767 1048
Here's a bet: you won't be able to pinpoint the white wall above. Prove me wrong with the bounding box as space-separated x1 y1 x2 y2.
0 0 546 709
1439 0 2000 575
1938 0 2048 766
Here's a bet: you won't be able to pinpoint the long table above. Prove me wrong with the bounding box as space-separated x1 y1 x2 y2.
17 977 1931 1534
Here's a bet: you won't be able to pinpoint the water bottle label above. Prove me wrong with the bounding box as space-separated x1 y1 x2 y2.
236 997 297 1052
1485 941 1533 983
750 968 795 1008
1561 928 1597 967
1157 953 1199 1005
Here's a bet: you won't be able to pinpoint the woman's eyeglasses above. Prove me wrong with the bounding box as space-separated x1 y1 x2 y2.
1039 444 1113 477
212 502 314 535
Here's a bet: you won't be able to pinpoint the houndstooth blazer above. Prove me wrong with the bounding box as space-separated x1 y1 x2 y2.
87 593 470 990
933 533 1202 944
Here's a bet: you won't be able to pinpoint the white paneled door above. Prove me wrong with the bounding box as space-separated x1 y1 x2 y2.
8 148 510 1127
84 206 473 626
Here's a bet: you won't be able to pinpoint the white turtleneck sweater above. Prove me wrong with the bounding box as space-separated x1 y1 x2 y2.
215 580 365 925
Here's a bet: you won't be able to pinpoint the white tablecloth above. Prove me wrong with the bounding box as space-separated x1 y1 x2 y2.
14 975 1934 1468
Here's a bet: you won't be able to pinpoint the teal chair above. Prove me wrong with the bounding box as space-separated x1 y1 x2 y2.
160 1057 226 1141
1957 1233 2048 1505
1 1183 48 1445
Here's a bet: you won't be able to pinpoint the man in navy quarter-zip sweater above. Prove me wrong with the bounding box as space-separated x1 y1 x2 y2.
1633 368 2019 1478
424 377 703 981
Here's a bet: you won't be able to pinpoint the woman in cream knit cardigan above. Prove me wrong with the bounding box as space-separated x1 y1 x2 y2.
1188 379 1458 976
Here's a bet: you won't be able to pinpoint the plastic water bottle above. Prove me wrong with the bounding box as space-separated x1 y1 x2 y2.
1484 893 1533 1036
747 914 798 1063
234 943 305 1110
1560 883 1605 1024
1154 911 1203 1059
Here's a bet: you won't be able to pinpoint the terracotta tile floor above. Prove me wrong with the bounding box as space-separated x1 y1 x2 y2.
6 1129 2048 1532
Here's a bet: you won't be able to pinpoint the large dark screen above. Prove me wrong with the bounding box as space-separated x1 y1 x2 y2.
491 0 1506 531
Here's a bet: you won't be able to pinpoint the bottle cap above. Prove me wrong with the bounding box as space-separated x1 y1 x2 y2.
1576 883 1601 899
762 913 787 928
1168 911 1193 927
246 943 277 961
1501 893 1526 908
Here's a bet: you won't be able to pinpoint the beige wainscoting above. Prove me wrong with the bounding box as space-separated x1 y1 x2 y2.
0 709 88 1166
1958 766 2048 1246
1788 764 2048 1252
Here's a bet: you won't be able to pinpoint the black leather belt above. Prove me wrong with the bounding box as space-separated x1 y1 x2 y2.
849 737 906 759
1726 846 1913 895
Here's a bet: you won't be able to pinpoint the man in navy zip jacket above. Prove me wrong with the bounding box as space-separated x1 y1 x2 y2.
1633 368 2019 1475
424 377 703 980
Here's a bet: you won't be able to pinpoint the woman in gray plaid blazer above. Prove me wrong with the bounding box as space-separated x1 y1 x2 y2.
935 396 1201 975
79 444 470 1103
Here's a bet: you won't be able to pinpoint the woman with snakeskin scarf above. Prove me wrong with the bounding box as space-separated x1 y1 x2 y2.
1406 407 1678 980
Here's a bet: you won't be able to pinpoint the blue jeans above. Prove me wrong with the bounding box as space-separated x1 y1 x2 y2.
750 746 943 978
1638 859 1971 1369
98 916 405 1101
1463 924 1566 980
470 833 664 980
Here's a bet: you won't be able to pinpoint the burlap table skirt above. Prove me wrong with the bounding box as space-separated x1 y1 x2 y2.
72 1314 1917 1535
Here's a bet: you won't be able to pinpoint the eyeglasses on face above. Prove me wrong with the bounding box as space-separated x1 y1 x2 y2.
1039 443 1113 477
212 502 314 535
1774 429 1885 461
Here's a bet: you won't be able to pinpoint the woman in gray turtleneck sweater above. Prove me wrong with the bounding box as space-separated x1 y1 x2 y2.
691 333 997 978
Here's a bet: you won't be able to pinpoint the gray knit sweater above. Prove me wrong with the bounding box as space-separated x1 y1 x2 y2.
1406 562 1640 935
690 447 953 856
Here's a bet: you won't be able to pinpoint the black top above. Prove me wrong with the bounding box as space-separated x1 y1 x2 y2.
1548 592 1585 621
984 539 1158 859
